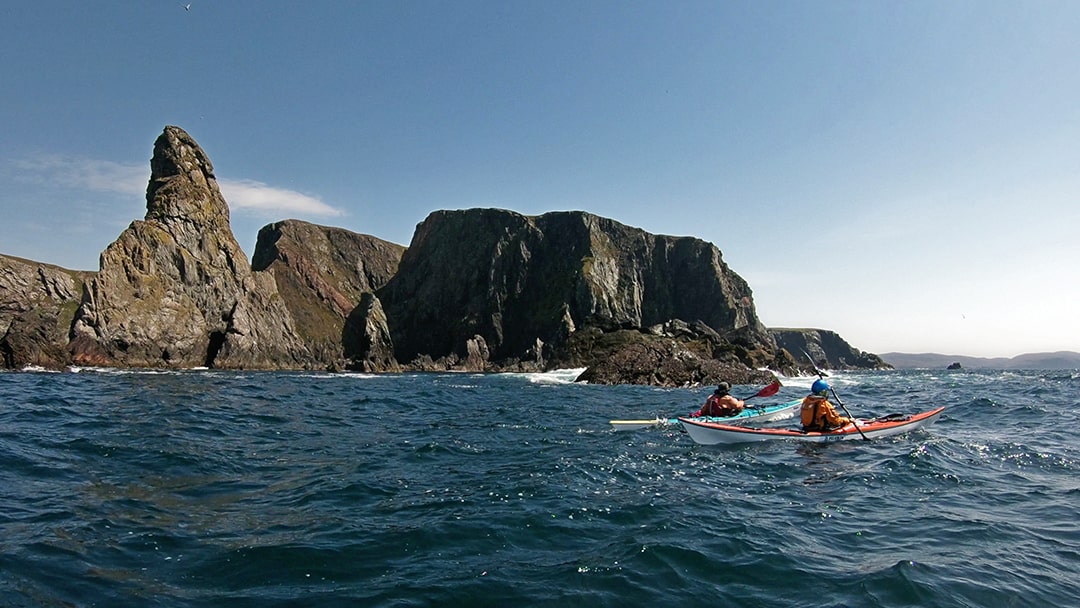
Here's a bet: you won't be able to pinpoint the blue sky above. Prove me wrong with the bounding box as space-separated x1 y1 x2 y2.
2 1 1078 358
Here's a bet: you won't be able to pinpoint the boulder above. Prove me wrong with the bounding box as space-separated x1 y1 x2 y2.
569 326 777 387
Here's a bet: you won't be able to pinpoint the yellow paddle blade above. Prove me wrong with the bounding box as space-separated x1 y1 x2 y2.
608 418 667 431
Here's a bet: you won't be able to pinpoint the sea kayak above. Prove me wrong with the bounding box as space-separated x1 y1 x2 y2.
677 407 946 445
610 399 802 432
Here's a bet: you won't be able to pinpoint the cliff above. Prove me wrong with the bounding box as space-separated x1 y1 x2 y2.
251 220 405 367
0 255 93 368
368 208 784 382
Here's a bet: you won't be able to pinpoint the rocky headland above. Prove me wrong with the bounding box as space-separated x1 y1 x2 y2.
1 125 891 385
770 328 890 370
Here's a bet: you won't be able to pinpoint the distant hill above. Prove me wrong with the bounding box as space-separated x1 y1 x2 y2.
881 351 1080 370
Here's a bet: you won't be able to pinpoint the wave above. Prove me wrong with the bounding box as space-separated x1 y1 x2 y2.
516 367 586 384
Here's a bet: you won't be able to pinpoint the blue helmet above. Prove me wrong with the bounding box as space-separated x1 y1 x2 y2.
811 379 830 396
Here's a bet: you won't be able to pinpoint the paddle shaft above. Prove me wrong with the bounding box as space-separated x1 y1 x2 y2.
727 391 767 412
828 388 868 440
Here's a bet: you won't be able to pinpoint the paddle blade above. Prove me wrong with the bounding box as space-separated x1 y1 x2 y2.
609 418 665 431
752 380 782 399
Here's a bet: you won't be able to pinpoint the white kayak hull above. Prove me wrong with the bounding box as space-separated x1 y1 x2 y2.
677 407 946 445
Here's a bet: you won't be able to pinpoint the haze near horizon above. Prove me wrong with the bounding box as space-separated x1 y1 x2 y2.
2 2 1077 359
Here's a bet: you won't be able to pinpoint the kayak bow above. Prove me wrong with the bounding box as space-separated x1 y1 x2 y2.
677 407 946 445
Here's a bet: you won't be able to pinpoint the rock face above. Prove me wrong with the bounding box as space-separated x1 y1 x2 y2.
770 328 892 370
251 220 405 367
372 209 778 377
69 126 311 369
0 255 93 369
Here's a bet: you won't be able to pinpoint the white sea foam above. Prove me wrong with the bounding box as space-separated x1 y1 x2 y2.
20 365 60 373
522 367 586 385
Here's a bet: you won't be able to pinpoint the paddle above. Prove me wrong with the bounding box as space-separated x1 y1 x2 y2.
609 380 783 431
608 417 669 431
800 349 869 441
748 379 782 400
740 379 783 411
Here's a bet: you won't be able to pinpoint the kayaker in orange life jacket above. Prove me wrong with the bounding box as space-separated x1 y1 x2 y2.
800 379 852 431
691 382 746 417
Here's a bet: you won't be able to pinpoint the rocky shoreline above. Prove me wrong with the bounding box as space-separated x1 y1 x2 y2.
1 126 890 385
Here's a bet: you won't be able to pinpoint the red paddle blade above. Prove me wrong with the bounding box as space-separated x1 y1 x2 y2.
754 380 782 398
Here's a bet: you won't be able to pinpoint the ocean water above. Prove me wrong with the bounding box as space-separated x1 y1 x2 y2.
1 367 1077 607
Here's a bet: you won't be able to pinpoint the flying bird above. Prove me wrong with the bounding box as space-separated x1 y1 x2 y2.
183 3 191 10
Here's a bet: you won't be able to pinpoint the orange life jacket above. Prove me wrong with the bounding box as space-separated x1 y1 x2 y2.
701 393 741 417
800 395 849 431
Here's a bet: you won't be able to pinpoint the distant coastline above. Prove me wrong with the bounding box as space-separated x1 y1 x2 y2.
881 351 1080 370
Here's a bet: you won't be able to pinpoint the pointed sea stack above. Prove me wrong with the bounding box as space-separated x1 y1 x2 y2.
70 126 311 369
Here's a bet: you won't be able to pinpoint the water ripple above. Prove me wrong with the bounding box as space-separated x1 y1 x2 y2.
1 368 1077 606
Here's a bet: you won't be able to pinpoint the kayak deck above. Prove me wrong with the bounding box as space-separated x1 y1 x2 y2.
610 399 800 431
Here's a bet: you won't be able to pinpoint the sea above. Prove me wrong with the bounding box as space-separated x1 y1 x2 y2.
1 367 1077 608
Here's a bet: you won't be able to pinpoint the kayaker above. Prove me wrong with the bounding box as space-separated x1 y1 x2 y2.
691 382 745 417
800 379 851 431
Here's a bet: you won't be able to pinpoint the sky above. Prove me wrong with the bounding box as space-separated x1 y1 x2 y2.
2 1 1078 359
